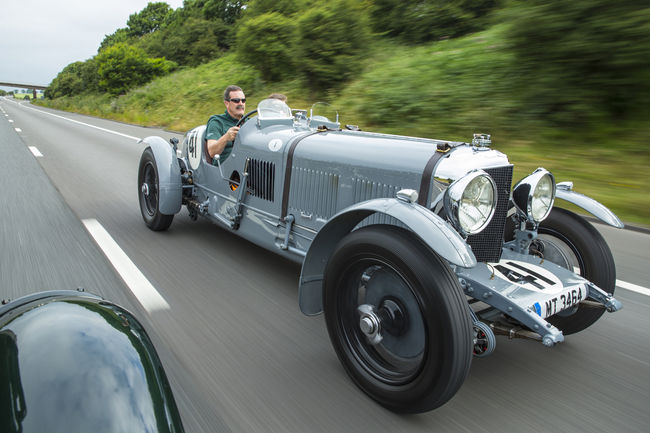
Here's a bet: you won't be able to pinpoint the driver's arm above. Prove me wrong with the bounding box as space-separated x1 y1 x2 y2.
207 126 239 158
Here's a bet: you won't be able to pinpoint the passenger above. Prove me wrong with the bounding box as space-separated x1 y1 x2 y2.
268 93 288 103
206 85 246 163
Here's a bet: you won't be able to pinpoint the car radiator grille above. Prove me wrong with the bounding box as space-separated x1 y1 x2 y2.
248 159 275 201
465 165 513 263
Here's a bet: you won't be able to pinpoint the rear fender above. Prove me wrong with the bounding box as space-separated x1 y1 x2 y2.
298 198 476 315
140 136 182 215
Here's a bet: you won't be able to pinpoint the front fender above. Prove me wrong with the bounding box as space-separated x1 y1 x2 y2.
140 136 182 215
555 182 624 228
298 198 476 315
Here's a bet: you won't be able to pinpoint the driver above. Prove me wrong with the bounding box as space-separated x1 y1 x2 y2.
206 85 246 164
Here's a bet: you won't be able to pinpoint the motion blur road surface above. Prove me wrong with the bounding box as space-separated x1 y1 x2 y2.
2 97 649 432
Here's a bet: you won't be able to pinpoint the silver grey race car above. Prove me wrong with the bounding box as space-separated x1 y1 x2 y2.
137 98 623 413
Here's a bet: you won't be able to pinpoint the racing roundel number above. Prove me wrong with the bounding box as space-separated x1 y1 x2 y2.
188 130 201 170
268 138 283 152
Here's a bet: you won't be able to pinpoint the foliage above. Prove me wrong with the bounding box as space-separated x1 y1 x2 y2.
99 28 131 52
502 0 650 126
294 0 371 90
95 43 176 95
46 60 99 98
370 0 499 43
242 0 301 17
202 0 248 23
338 27 514 138
140 16 225 66
126 2 173 37
236 12 296 81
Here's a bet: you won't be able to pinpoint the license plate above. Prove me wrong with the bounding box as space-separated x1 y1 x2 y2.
532 286 586 318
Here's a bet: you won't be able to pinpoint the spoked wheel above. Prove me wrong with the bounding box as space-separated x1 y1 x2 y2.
535 208 616 334
138 148 173 231
324 225 473 413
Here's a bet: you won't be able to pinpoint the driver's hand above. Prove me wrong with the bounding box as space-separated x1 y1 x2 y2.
226 126 240 141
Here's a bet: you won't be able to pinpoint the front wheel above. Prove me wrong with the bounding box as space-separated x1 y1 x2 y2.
536 208 616 334
323 225 473 413
138 148 174 231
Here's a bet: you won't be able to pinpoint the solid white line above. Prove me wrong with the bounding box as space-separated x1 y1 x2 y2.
21 104 140 141
28 146 43 157
617 280 650 297
82 218 170 312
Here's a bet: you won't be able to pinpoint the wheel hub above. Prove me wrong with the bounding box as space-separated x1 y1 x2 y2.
141 183 150 197
357 299 407 346
358 304 383 345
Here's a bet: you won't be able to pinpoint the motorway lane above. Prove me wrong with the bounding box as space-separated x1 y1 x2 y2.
2 98 650 432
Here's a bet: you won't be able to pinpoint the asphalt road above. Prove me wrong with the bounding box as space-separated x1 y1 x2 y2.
2 97 649 433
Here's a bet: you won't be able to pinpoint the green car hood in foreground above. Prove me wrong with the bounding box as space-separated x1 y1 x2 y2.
0 291 184 433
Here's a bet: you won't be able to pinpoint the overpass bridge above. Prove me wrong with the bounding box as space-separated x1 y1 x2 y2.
0 81 47 99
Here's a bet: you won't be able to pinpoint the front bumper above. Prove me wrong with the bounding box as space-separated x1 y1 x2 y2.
455 248 622 346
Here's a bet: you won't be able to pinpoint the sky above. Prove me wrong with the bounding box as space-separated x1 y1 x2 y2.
0 0 185 91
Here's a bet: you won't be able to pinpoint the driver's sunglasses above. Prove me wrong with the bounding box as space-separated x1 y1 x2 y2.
227 98 246 103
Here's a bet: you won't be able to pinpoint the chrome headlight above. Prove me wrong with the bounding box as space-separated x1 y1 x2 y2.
512 168 556 223
443 170 497 236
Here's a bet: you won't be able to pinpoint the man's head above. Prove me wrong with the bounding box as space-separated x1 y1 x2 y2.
268 93 287 102
223 85 246 120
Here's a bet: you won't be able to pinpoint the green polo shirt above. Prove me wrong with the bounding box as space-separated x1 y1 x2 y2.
205 110 238 163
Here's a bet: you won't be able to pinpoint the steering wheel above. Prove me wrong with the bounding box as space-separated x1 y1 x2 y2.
236 109 257 127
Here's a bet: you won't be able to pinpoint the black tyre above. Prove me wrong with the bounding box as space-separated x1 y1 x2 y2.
138 148 174 231
536 208 616 334
323 225 473 413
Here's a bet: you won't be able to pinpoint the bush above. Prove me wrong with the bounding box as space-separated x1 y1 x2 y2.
338 28 514 138
95 43 176 95
236 12 296 81
98 28 131 52
294 0 370 90
370 0 499 43
503 0 650 125
46 60 99 98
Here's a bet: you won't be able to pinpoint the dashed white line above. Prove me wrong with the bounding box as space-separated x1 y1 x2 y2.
8 119 13 122
14 128 21 132
617 280 650 297
82 218 170 312
28 146 43 157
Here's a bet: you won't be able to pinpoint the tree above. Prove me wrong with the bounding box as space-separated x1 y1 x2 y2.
127 2 173 37
236 12 296 81
95 43 176 94
46 61 87 98
242 0 300 17
294 0 371 90
141 16 225 66
203 0 248 23
99 28 130 52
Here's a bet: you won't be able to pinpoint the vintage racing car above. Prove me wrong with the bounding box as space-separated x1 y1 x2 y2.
137 98 623 413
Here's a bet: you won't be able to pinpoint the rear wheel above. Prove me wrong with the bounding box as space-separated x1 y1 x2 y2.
536 208 616 334
138 148 174 231
323 225 472 413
